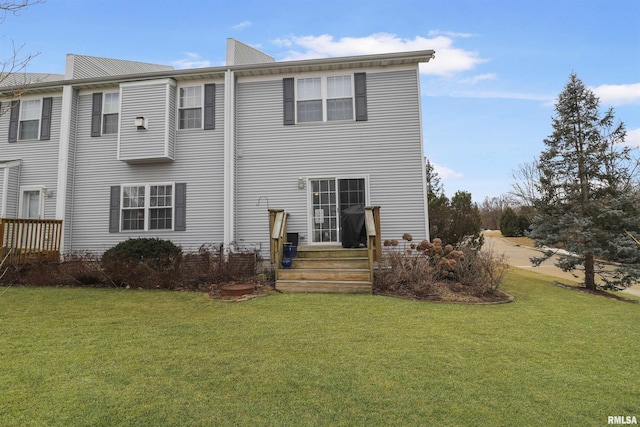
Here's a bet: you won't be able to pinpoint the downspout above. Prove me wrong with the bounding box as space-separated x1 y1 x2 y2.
55 85 74 254
223 69 236 251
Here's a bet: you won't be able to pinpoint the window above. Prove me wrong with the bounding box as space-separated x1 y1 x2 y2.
19 99 41 140
297 78 322 123
110 183 186 233
91 92 119 137
179 86 202 129
121 184 174 231
149 185 173 230
296 75 353 123
284 74 366 125
327 76 353 121
102 93 119 134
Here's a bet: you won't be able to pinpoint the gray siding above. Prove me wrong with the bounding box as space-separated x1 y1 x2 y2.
119 82 175 162
68 84 225 254
235 68 427 251
5 166 21 217
0 96 62 219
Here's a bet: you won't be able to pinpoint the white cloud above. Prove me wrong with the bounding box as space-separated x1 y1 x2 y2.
622 128 640 148
432 162 463 179
428 30 475 38
232 20 252 30
172 52 212 69
459 73 497 85
592 83 640 106
274 32 486 76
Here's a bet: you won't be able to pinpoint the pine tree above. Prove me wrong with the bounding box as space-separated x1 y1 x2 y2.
530 73 640 290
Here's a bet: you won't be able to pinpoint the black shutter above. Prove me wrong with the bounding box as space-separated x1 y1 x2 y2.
91 93 103 137
354 73 368 121
203 84 215 130
283 78 295 125
40 97 53 140
109 186 120 233
174 183 186 231
8 100 20 142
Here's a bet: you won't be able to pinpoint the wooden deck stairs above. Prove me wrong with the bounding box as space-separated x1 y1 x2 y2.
276 246 372 294
269 207 381 294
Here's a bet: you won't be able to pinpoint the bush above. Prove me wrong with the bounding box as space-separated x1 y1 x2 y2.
1 240 268 291
500 207 530 237
101 238 183 289
374 234 508 301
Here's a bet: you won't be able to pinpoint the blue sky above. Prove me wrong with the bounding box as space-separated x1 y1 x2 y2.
2 0 638 202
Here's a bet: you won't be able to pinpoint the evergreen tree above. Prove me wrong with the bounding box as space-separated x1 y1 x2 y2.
530 73 640 290
448 191 483 247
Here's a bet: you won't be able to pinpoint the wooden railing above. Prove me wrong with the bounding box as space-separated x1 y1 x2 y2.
0 218 63 263
365 206 381 282
269 209 287 280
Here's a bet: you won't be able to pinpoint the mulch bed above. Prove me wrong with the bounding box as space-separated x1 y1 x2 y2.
374 281 513 304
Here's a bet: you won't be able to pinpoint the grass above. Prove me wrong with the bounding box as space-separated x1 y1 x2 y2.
1 268 639 426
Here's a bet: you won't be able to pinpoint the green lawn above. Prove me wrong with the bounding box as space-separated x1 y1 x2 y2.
1 268 638 426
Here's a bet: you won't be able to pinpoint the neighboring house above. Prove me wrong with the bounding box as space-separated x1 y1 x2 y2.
0 39 435 257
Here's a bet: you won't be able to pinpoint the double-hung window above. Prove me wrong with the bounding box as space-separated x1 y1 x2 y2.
327 76 353 121
91 92 119 136
19 99 41 140
296 75 353 123
102 93 119 134
297 78 322 123
179 86 202 129
284 73 366 125
121 184 173 231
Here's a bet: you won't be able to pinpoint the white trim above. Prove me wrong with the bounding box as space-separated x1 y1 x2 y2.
236 63 416 84
176 83 205 130
306 175 370 244
56 86 74 252
119 182 175 232
19 185 45 219
0 160 23 169
417 68 430 241
164 83 171 158
16 96 43 141
101 91 120 135
223 70 235 248
119 78 176 88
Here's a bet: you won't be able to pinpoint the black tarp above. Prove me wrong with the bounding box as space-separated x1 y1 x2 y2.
340 205 367 248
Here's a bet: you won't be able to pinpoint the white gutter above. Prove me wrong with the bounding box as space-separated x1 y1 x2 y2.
223 69 236 250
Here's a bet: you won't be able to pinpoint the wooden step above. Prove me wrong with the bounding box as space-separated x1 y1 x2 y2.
276 245 372 294
295 246 368 259
278 268 370 282
276 280 372 294
290 257 369 269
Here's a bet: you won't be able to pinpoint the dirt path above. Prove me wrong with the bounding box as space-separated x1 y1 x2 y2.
483 230 640 298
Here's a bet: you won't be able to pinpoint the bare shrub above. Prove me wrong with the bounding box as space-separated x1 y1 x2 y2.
1 241 268 291
374 234 509 301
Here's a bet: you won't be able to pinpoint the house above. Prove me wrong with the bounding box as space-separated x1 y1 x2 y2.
1 39 435 269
